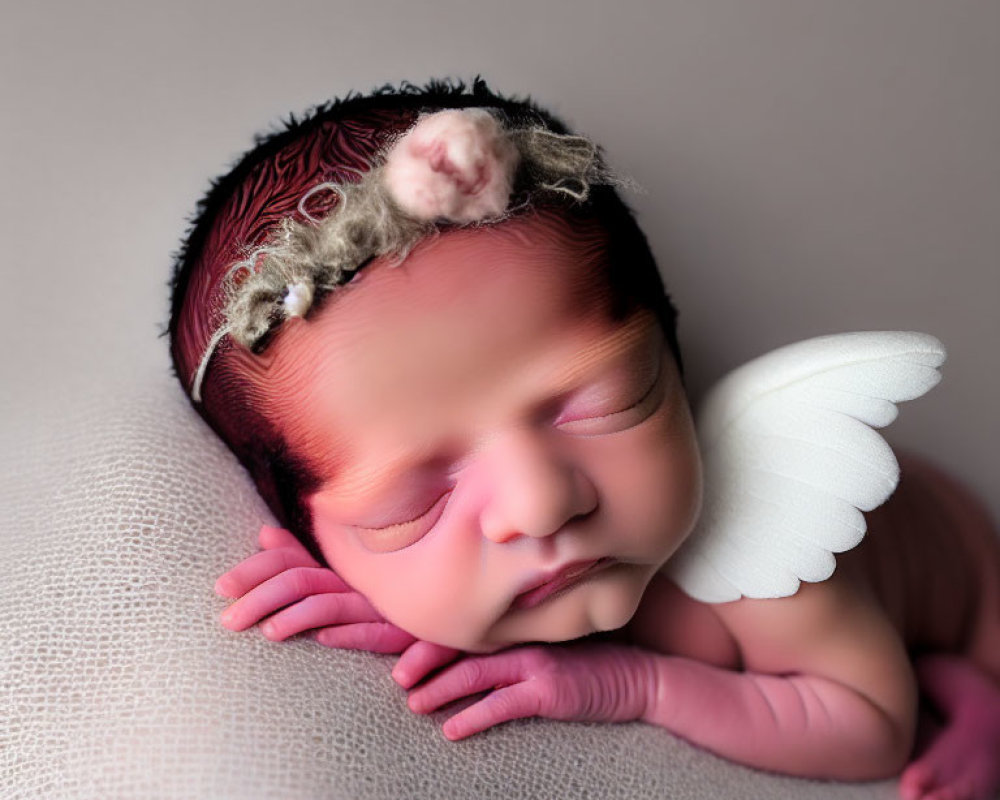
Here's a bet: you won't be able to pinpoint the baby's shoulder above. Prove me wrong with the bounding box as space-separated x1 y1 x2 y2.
711 569 907 681
626 574 742 668
628 568 902 679
634 560 917 715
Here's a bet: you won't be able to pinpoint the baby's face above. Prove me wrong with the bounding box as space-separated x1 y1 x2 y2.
272 215 702 652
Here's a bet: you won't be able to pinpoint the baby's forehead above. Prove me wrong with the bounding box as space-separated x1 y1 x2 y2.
265 212 660 465
274 209 620 364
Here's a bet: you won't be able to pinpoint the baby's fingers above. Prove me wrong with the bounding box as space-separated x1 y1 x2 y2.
259 593 383 641
440 685 543 741
315 623 418 654
220 567 349 631
407 653 526 714
392 641 463 689
215 547 325 598
258 525 317 559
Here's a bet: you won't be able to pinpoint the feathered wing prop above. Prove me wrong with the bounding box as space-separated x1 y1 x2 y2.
666 331 947 603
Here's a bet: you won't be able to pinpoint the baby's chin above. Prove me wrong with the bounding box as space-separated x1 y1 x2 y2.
471 572 646 653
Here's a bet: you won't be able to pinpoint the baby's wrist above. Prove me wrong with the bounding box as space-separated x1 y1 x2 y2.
589 643 662 723
637 652 675 727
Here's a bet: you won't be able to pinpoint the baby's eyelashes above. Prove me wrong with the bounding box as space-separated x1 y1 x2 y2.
554 362 665 436
354 490 453 552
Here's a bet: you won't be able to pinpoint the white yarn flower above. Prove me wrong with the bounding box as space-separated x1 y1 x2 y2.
282 281 313 318
383 109 520 223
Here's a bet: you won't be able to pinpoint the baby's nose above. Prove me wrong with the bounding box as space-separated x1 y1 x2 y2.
477 430 597 543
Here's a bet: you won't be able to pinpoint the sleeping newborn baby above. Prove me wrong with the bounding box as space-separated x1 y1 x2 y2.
169 80 1000 800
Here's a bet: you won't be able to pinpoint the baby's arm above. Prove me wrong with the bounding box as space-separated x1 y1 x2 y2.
639 580 918 779
406 575 916 781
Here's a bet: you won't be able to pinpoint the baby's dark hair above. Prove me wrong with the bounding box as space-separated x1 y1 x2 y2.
168 78 680 560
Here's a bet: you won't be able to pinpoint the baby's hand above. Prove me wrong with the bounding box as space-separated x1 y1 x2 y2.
403 642 654 740
391 640 464 689
215 525 417 653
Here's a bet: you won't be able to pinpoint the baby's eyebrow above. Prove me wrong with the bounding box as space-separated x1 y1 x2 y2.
328 448 451 513
548 319 661 392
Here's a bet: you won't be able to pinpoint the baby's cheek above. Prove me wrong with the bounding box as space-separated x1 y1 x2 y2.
596 441 700 559
381 593 489 651
336 537 492 650
634 415 703 553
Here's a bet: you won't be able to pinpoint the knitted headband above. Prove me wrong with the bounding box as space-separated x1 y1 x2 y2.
189 107 623 402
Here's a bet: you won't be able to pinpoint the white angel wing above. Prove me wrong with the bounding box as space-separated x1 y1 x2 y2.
666 331 946 603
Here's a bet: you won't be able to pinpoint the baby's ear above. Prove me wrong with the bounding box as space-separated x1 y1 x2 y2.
382 109 519 223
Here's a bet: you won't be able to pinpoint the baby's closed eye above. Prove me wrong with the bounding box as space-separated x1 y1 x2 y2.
354 490 453 552
554 358 665 436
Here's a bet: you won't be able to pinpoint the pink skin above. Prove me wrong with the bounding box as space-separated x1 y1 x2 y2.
899 656 1000 800
266 214 703 655
218 525 427 654
217 525 461 674
215 214 1000 799
407 641 653 740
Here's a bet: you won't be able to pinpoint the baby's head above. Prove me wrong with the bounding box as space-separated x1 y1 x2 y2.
170 80 701 651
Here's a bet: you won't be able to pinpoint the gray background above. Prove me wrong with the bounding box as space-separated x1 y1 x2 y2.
2 0 997 520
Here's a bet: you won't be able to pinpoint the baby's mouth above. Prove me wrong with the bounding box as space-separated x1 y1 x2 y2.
511 558 614 610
